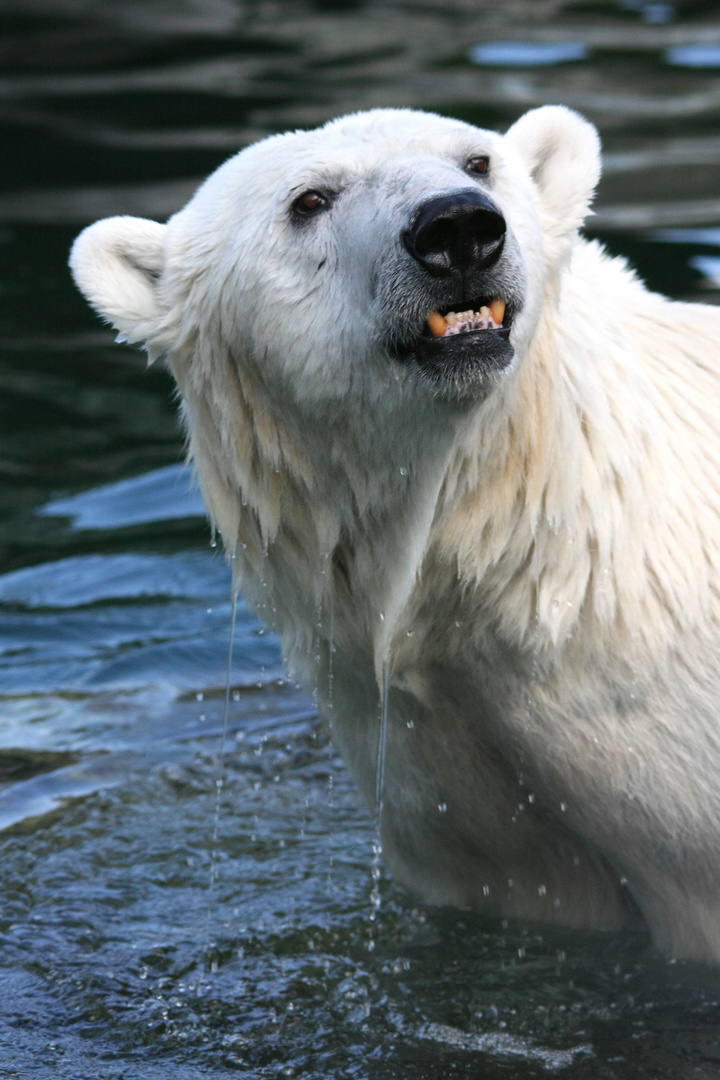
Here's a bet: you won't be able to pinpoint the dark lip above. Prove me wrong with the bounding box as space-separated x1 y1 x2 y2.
417 320 512 351
412 323 514 373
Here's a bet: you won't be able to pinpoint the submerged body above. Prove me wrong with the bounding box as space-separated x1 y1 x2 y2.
71 106 720 962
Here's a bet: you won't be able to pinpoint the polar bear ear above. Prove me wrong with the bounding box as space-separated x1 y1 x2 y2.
69 216 166 344
504 106 601 262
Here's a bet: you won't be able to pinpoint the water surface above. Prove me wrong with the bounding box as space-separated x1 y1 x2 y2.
2 1 720 1076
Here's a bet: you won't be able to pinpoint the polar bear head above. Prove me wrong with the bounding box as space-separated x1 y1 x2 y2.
70 106 603 682
70 106 600 410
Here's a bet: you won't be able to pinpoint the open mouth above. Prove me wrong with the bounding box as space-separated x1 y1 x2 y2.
396 293 515 392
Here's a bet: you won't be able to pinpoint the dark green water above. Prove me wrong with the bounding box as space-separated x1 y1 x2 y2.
2 1 720 1076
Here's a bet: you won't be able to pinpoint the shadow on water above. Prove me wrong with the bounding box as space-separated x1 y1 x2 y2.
2 1 720 1076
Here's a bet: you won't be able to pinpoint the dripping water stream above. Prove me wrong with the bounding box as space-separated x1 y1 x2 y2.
203 584 239 977
327 595 335 716
374 659 390 834
369 658 390 944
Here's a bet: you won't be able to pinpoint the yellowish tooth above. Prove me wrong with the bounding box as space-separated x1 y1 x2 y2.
480 305 490 318
427 310 447 337
489 298 505 324
446 311 457 325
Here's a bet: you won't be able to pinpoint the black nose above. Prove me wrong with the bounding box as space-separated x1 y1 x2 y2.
403 190 506 278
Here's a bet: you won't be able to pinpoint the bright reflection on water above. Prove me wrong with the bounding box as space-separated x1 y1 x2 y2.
469 42 590 66
2 1 720 1076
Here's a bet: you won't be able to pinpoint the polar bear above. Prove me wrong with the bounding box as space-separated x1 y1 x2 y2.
70 106 720 963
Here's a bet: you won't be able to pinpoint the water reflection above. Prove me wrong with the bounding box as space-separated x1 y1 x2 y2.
469 41 590 66
668 42 720 66
39 462 206 529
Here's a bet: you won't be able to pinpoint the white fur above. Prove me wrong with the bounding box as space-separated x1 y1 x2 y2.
71 107 720 962
70 216 166 345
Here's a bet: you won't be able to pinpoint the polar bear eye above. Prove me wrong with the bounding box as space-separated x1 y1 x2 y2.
466 156 490 176
292 190 331 217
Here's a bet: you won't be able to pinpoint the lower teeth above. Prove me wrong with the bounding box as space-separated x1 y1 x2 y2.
425 303 505 338
444 314 500 335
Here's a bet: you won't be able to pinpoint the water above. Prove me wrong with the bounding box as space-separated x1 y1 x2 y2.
3 1 720 1075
